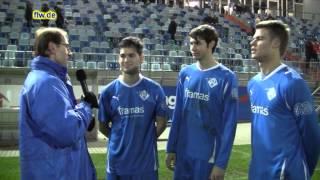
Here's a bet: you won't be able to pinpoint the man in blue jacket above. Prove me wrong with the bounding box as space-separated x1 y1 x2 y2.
248 20 320 179
19 27 97 180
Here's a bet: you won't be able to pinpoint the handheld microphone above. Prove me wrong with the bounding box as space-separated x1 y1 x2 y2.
76 69 88 95
76 69 96 131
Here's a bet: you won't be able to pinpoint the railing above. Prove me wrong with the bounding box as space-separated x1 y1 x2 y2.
312 86 320 96
0 50 319 81
312 85 320 113
284 60 320 81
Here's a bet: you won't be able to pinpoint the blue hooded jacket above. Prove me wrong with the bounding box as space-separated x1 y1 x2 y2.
19 56 96 180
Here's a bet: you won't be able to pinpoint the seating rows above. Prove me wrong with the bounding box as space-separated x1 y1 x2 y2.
0 48 261 73
0 0 319 72
0 0 254 59
236 12 320 59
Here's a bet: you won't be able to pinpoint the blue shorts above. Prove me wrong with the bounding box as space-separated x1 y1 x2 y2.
107 170 158 180
174 155 214 180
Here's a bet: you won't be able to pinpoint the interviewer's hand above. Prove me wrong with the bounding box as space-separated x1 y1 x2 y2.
165 153 176 171
87 115 95 131
84 92 98 108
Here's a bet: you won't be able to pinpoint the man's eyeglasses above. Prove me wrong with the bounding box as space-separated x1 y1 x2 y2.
60 43 71 51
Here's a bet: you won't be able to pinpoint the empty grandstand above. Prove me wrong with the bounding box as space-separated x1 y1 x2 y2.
0 0 320 179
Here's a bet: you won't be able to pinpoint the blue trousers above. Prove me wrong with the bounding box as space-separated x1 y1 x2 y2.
107 170 158 180
174 155 214 180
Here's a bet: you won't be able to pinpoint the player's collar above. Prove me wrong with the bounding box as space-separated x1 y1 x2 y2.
118 73 144 87
261 63 286 80
196 61 220 71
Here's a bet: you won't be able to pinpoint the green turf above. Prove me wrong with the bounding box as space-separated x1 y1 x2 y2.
0 145 319 180
0 156 20 180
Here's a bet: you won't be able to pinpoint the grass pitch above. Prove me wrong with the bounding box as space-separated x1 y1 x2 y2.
0 145 319 180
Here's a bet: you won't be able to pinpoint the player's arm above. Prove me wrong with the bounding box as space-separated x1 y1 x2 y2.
154 84 169 138
166 76 184 153
166 75 184 170
156 116 167 138
286 78 320 176
215 74 238 170
98 89 112 139
99 121 111 138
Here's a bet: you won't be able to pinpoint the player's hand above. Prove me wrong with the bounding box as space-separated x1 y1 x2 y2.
209 166 225 180
165 153 176 171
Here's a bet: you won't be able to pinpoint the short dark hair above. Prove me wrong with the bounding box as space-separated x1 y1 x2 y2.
189 24 219 53
34 27 67 57
255 20 290 56
118 36 143 55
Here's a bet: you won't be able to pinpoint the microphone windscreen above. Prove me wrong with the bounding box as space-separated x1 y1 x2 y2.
76 69 87 81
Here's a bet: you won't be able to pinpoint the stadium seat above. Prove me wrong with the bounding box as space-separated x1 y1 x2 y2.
18 39 30 51
0 37 8 50
162 63 172 71
151 63 161 71
0 12 5 23
90 41 100 53
67 61 74 69
141 63 149 71
81 47 91 53
20 33 30 40
1 25 11 35
71 41 81 52
178 51 186 57
75 60 86 69
143 49 151 55
169 50 177 57
5 45 17 60
72 52 84 61
97 61 106 69
87 61 97 69
235 54 243 59
155 44 163 50
2 59 14 67
9 32 19 44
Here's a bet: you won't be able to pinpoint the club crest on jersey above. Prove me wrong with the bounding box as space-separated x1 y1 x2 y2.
266 88 276 100
139 90 150 101
207 78 218 88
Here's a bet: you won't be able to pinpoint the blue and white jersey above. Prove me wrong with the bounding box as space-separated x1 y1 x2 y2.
248 64 320 179
98 74 168 175
167 63 238 169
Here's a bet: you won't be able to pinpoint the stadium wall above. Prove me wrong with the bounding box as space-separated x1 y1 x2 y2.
0 69 252 122
304 0 320 20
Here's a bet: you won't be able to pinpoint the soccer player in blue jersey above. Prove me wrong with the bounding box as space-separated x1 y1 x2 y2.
98 36 168 180
166 24 239 180
248 20 320 179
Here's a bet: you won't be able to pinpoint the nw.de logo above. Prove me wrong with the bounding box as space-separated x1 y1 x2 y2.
32 10 57 20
